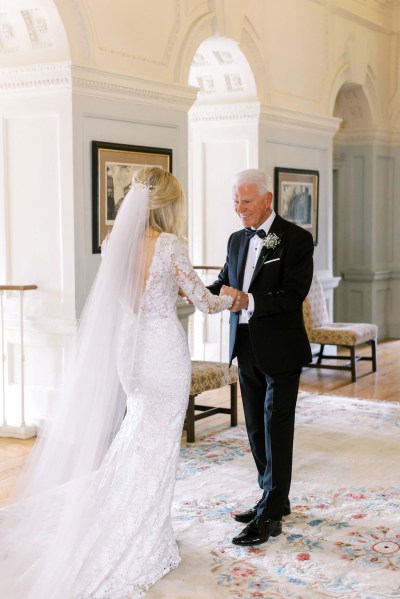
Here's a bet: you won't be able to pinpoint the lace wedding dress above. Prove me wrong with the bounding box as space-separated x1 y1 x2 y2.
1 232 231 599
70 233 232 598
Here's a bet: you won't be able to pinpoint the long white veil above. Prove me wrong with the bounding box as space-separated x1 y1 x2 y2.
0 183 150 598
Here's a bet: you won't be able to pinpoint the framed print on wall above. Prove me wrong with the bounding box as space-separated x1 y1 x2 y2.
274 167 319 245
91 141 173 253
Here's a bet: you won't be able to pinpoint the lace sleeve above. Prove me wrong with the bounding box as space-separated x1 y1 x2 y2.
171 237 233 314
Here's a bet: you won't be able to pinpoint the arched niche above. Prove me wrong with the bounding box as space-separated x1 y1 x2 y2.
187 35 259 360
333 82 373 132
331 81 374 315
326 61 382 130
188 36 257 105
175 18 269 105
187 36 259 264
331 73 390 333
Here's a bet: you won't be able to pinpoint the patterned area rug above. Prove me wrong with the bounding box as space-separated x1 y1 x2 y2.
147 394 400 599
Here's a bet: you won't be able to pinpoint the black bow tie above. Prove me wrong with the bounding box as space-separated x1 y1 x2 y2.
245 228 266 239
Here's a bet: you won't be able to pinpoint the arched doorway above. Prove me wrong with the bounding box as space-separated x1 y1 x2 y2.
332 79 391 336
187 36 258 360
332 82 373 320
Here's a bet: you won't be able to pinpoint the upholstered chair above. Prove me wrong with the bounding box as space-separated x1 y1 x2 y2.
302 275 378 382
184 360 238 443
183 266 239 442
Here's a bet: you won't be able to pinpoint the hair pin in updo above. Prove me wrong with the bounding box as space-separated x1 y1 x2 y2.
130 180 156 191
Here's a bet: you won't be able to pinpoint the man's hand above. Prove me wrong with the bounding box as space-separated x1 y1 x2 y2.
220 285 248 312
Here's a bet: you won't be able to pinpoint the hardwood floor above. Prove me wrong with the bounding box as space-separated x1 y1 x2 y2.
1 338 399 507
0 436 34 507
300 337 400 401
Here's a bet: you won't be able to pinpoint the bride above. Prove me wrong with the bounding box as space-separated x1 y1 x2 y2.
0 167 236 598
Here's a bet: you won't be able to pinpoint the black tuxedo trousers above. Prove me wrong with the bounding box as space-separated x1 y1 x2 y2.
236 324 300 519
208 214 314 520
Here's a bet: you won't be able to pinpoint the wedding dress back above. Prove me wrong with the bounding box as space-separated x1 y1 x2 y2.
0 180 232 598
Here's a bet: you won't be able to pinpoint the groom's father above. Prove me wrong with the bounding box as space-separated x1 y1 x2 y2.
209 169 314 546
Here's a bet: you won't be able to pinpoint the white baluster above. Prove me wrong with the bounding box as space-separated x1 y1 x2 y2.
0 285 37 438
1 290 6 427
19 289 26 428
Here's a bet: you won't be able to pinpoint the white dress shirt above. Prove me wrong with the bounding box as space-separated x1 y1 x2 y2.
239 211 276 324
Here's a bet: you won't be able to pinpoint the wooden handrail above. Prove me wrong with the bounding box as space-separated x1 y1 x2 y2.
0 285 38 291
193 266 222 271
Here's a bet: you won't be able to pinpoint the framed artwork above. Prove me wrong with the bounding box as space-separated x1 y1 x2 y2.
274 167 319 245
91 141 173 253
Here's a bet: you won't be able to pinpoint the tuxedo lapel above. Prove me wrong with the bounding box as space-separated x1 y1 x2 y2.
237 233 250 288
250 247 273 285
250 217 284 286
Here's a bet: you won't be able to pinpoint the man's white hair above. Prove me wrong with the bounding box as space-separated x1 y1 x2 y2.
232 169 273 196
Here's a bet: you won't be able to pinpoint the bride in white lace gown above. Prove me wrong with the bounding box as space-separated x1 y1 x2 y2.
0 168 234 598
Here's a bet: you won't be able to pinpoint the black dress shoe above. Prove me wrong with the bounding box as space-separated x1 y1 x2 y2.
232 517 282 546
233 498 262 523
234 502 291 523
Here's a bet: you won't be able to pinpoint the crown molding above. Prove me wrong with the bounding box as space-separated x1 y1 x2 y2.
71 65 197 111
189 101 260 124
334 127 400 146
260 104 342 136
0 62 198 111
0 61 71 94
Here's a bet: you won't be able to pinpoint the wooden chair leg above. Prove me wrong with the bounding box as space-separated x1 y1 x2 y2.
230 382 238 427
186 395 196 443
370 338 378 372
350 346 357 382
316 344 325 364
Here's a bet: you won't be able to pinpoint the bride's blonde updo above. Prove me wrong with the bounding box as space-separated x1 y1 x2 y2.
132 166 186 237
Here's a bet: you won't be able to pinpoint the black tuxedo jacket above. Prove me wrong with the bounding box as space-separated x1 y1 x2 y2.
208 214 314 374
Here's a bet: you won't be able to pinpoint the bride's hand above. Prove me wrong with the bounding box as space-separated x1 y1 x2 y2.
220 285 238 300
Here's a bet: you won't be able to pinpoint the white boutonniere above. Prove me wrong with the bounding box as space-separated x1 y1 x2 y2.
262 232 281 250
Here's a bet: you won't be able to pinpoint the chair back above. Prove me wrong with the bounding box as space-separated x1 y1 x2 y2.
302 275 329 333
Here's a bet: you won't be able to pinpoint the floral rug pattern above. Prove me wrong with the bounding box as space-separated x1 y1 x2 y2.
150 394 400 599
173 487 400 598
177 426 250 481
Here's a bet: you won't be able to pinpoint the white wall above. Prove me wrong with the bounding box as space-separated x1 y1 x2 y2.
334 139 400 338
189 102 259 265
260 110 341 315
0 64 75 427
188 101 259 361
72 85 193 314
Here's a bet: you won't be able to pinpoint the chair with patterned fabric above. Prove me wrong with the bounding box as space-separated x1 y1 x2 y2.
302 275 378 382
184 361 238 443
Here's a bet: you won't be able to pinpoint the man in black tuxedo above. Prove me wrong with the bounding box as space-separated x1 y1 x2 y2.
209 169 314 546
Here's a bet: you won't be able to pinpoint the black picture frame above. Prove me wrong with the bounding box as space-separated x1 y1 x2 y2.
274 167 319 245
91 141 173 253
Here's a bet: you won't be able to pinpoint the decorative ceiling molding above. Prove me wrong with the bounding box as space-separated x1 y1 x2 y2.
189 101 260 124
0 3 69 66
0 61 71 93
330 0 400 33
0 6 54 54
260 104 342 136
71 65 197 111
0 12 19 54
20 7 52 50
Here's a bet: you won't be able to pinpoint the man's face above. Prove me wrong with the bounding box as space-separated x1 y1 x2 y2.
233 183 273 229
